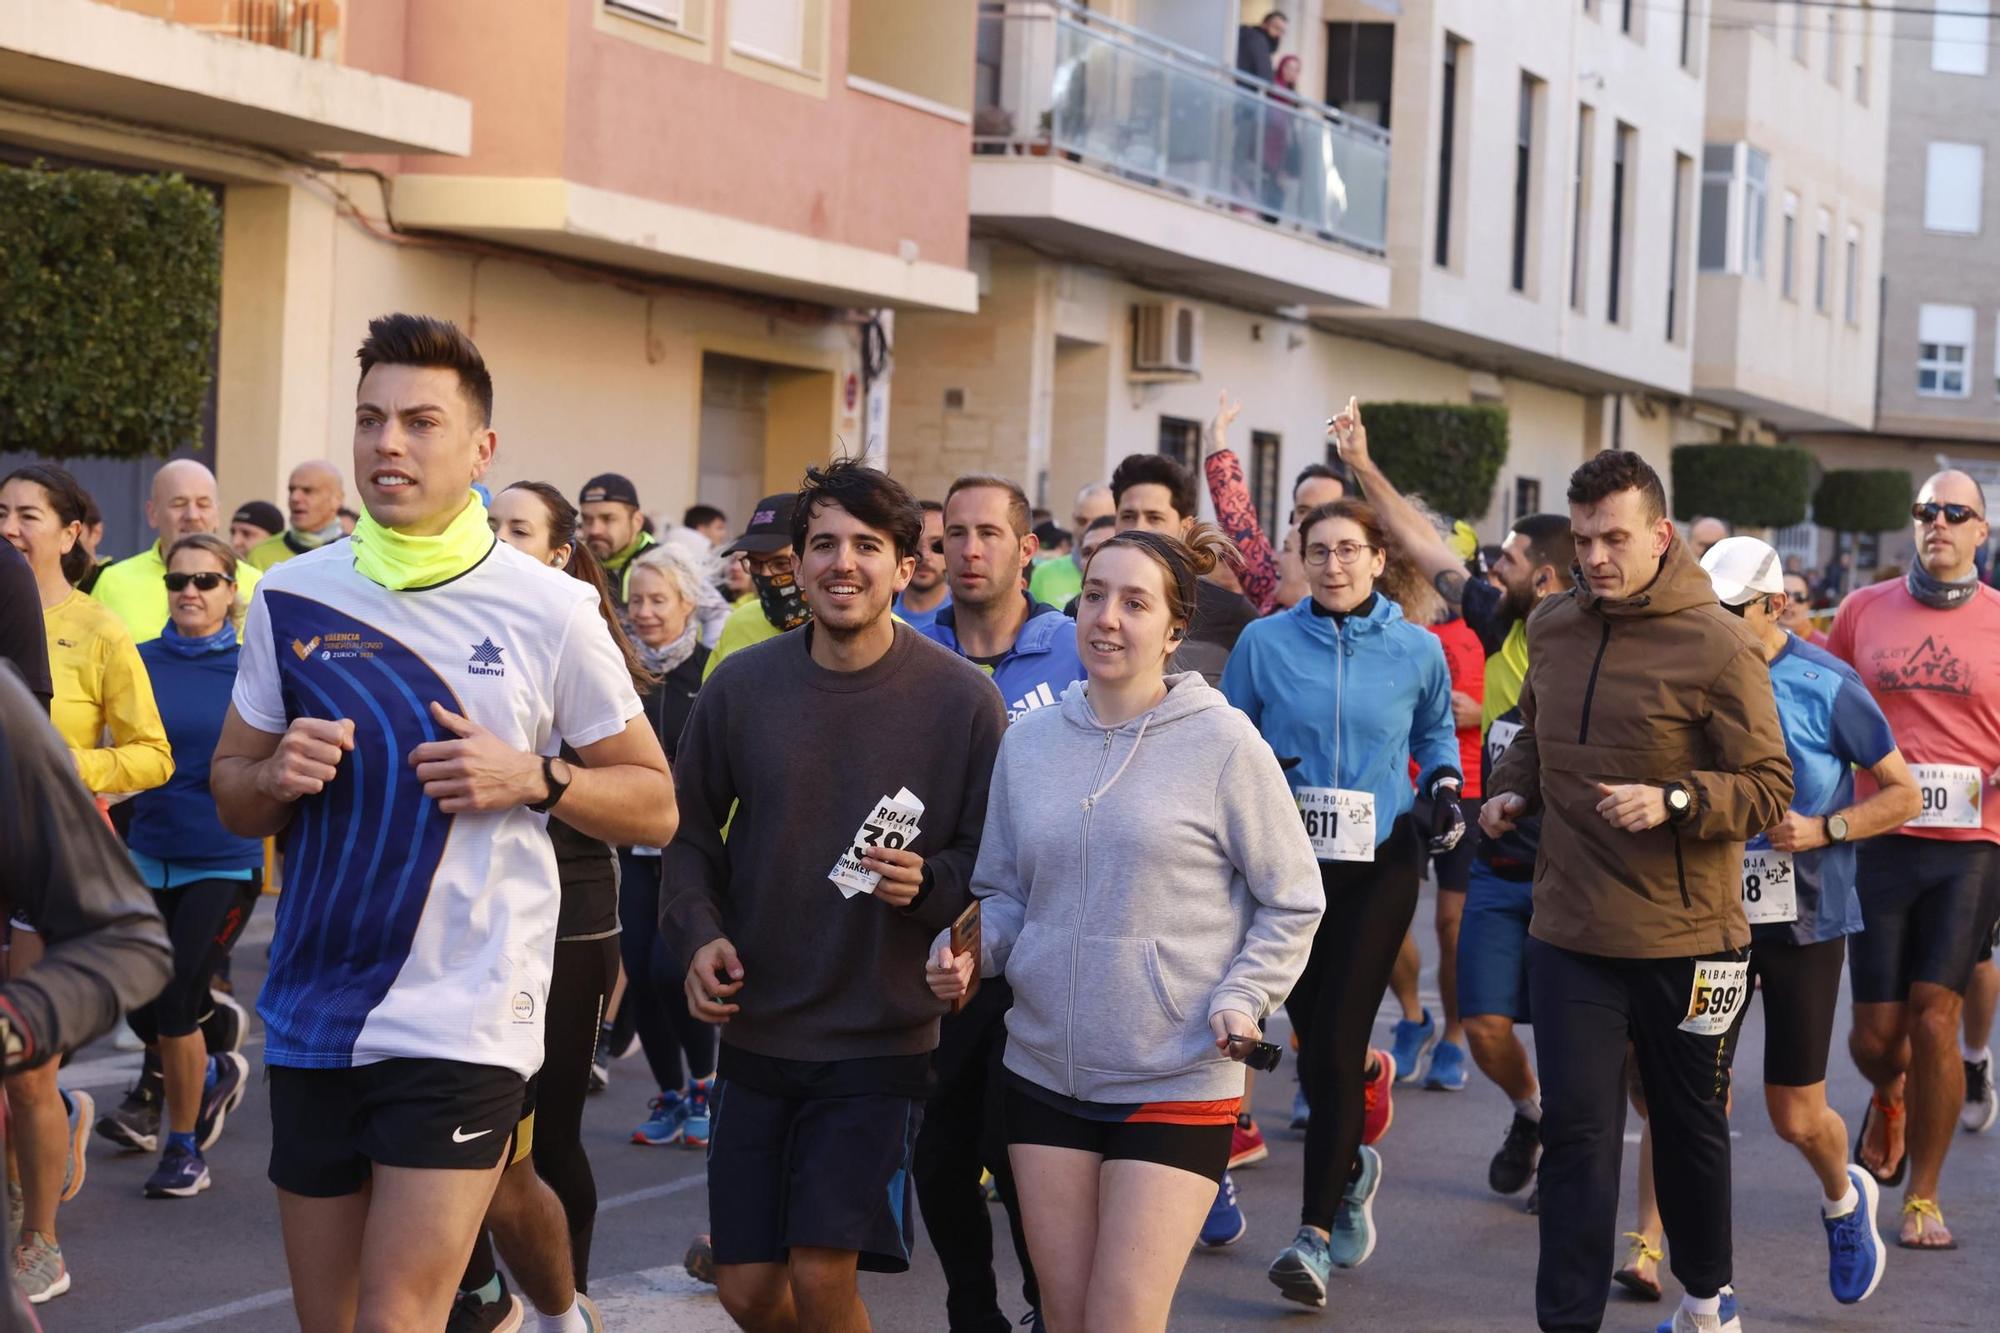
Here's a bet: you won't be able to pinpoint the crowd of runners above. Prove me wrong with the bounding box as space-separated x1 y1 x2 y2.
0 313 1995 1333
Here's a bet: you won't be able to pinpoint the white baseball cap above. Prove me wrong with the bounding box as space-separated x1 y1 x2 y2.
1700 535 1785 606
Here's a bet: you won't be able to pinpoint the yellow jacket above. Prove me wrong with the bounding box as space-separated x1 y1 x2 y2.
45 590 174 795
90 541 260 644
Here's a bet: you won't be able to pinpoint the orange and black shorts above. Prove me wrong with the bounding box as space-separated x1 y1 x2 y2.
1002 1071 1235 1182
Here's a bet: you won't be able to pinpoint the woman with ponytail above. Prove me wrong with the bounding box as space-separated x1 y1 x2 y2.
927 522 1323 1333
1219 497 1464 1309
446 480 654 1326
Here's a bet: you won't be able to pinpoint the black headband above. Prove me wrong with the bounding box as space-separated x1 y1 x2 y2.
1102 530 1199 616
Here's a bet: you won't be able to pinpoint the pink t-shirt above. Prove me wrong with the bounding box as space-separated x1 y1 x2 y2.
1825 579 2000 844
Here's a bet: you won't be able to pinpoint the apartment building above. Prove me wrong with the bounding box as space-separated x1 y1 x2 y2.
891 0 1737 541
1797 0 2000 571
0 0 977 549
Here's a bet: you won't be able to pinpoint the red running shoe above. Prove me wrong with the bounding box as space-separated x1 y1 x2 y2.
1362 1049 1396 1146
1229 1114 1269 1169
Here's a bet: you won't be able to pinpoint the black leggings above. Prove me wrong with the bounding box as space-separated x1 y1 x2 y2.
618 850 717 1091
1286 816 1421 1232
464 934 620 1293
127 876 259 1043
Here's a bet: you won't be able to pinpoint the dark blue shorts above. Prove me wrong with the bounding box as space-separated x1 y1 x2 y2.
706 1075 923 1274
1458 860 1534 1023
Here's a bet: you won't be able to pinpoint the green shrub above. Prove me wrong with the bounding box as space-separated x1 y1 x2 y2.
1813 468 1912 534
0 162 221 459
1363 403 1510 521
1668 444 1811 528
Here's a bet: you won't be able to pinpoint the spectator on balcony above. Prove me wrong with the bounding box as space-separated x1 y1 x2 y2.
1264 55 1304 215
1236 10 1288 83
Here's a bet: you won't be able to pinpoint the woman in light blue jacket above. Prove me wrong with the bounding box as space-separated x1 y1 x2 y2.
1220 496 1464 1309
928 524 1323 1333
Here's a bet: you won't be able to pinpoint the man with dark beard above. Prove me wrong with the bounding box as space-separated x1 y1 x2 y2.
706 493 812 677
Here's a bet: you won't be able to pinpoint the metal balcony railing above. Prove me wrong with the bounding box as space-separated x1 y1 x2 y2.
973 1 1390 257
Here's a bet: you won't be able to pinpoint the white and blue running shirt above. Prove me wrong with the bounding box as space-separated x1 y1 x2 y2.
232 539 641 1079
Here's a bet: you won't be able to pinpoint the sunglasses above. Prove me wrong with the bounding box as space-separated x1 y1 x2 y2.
1912 502 1984 526
164 572 234 592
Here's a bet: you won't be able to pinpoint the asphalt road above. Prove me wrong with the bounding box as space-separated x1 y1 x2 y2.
46 882 2000 1332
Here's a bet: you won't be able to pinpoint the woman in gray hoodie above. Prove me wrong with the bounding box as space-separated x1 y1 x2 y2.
928 524 1324 1333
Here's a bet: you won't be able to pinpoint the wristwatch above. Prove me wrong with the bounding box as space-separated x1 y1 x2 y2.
1662 782 1694 824
1825 812 1851 843
528 755 572 814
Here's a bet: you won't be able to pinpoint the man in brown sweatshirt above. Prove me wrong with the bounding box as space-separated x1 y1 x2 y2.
1482 451 1793 1333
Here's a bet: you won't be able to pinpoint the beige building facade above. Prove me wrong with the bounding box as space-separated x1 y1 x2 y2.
1 0 979 547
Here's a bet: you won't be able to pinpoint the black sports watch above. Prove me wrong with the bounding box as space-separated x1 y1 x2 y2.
1824 812 1851 843
1662 782 1694 824
528 755 572 814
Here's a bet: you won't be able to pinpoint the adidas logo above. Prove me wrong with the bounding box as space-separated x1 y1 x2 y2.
1007 681 1057 720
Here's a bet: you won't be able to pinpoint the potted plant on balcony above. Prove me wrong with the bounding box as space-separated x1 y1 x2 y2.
1030 109 1053 157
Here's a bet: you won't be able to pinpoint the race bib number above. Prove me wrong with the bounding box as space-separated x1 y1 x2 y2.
1740 838 1796 926
1679 958 1750 1037
1485 719 1523 772
1909 764 1982 829
1298 787 1375 863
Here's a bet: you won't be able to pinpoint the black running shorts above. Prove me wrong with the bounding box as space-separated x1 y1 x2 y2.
1748 936 1846 1087
1003 1077 1233 1183
705 1076 923 1274
1851 836 1998 1003
267 1058 526 1197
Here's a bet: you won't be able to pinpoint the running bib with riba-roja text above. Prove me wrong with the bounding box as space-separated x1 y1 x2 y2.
1679 959 1751 1037
1908 764 1982 829
1298 787 1375 862
1740 837 1797 926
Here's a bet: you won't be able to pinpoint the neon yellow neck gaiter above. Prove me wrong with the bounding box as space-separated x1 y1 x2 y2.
351 494 494 591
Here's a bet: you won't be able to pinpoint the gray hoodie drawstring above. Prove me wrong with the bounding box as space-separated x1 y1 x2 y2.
1081 710 1154 811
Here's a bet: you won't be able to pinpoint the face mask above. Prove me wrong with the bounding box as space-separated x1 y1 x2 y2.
752 566 811 631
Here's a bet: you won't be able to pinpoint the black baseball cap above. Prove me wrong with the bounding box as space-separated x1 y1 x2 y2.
578 473 640 508
721 493 799 556
231 500 284 534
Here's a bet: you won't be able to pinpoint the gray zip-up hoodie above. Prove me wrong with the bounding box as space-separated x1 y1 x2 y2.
974 672 1324 1105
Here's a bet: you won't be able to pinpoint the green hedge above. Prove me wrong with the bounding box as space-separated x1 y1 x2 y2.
1668 444 1811 529
1364 403 1509 522
1813 468 1912 534
0 163 221 459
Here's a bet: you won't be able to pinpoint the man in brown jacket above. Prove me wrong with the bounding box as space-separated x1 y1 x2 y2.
1482 451 1793 1333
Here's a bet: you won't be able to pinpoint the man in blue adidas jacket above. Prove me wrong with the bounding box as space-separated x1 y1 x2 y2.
915 473 1084 1331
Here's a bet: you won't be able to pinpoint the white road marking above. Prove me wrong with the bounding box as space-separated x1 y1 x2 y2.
118 1172 710 1331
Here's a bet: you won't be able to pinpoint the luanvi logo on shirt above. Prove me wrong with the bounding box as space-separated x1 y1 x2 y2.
468 637 507 677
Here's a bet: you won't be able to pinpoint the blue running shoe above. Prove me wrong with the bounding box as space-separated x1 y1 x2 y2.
1825 1165 1884 1304
632 1090 690 1146
1329 1144 1382 1268
1267 1227 1333 1308
683 1076 714 1149
1654 1290 1742 1333
143 1141 211 1199
196 1052 249 1151
1389 1009 1437 1085
1425 1039 1469 1091
1290 1083 1310 1131
1198 1171 1246 1248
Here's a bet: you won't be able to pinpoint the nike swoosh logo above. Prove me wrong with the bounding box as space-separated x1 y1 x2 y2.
451 1126 493 1143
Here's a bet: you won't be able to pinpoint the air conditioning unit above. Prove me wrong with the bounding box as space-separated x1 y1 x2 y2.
1132 300 1202 376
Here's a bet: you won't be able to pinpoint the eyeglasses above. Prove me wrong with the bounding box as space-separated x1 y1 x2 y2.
1302 541 1377 568
164 572 234 592
1912 502 1984 526
745 552 796 577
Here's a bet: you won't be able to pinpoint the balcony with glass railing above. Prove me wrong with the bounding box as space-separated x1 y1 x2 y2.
973 1 1389 257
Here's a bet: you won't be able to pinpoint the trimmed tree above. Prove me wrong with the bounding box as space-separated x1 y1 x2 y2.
1668 443 1812 529
0 162 222 460
1813 468 1913 537
1362 403 1510 521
